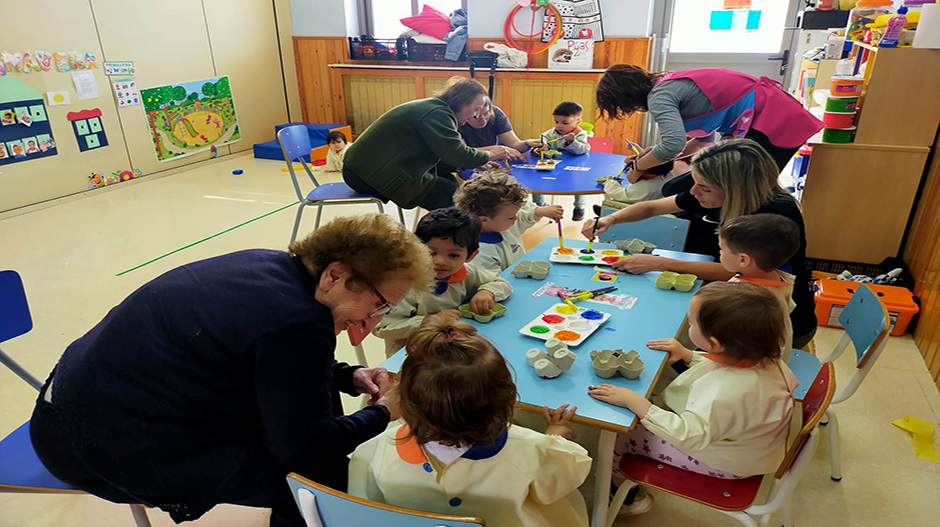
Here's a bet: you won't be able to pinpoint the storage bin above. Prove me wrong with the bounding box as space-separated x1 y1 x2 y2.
825 95 859 112
405 38 465 62
823 111 857 128
348 37 404 61
831 76 864 96
822 126 856 143
814 279 919 336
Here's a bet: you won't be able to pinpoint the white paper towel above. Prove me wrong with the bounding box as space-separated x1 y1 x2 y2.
914 3 940 49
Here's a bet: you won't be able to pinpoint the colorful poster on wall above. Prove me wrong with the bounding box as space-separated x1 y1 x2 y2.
541 0 605 42
0 77 57 166
104 61 135 76
140 76 240 162
112 77 140 108
67 109 109 152
548 39 595 69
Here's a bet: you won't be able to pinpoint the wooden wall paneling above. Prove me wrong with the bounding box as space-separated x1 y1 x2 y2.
204 0 288 153
467 37 652 71
904 132 940 282
342 75 416 135
293 37 348 124
509 79 598 143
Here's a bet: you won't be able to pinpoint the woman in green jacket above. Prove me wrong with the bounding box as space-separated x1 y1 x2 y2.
344 77 520 211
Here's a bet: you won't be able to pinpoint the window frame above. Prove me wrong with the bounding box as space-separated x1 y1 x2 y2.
357 0 468 37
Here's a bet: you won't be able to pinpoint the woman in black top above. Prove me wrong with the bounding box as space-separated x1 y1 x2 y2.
29 214 434 527
581 138 816 347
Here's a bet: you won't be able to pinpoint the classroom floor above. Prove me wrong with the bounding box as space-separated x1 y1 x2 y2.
2 153 939 527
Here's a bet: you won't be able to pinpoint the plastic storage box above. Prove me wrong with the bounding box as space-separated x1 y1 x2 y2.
814 279 919 336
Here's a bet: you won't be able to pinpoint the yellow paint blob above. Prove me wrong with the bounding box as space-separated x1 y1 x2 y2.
600 250 619 255
555 304 577 315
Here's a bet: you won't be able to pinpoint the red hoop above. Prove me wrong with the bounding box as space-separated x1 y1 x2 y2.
503 2 563 55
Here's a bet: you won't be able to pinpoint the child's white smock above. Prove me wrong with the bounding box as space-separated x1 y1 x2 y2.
475 201 539 272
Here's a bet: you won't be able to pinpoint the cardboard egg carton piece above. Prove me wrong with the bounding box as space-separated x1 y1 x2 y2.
596 175 623 184
526 339 578 379
512 261 552 280
655 271 697 292
541 149 561 158
458 302 507 323
589 349 644 379
615 238 657 255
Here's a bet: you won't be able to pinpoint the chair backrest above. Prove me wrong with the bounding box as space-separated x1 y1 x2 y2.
287 473 486 527
0 270 33 343
597 212 690 251
586 137 613 154
774 362 835 478
278 125 321 200
839 284 891 369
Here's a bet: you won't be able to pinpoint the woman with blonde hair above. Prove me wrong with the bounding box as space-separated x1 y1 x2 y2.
344 77 524 211
580 138 816 348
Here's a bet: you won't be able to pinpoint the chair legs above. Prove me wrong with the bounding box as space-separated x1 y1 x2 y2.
397 205 405 225
290 202 307 245
130 504 152 527
0 348 43 391
606 481 633 527
827 409 842 481
591 430 616 527
720 511 759 527
314 205 324 231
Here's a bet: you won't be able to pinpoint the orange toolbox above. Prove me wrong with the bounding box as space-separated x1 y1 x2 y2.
814 279 919 336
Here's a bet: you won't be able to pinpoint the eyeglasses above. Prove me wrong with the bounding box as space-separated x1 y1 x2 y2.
367 284 396 318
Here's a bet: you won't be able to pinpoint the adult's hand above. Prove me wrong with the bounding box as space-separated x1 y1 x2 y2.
612 254 664 274
525 138 544 150
485 146 525 162
580 215 613 240
353 367 391 404
374 388 401 421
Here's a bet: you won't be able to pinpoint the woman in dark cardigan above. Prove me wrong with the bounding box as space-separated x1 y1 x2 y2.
30 214 434 527
343 77 521 211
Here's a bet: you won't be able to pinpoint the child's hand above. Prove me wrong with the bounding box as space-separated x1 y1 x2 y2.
542 403 577 440
563 132 576 144
588 384 636 407
536 205 564 221
611 254 662 274
469 291 495 315
525 138 543 151
647 338 694 365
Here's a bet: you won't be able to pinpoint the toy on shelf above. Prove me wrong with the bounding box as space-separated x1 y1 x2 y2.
512 260 552 280
519 303 610 347
655 271 697 292
458 302 507 323
550 246 626 265
615 238 656 255
526 339 578 379
590 349 645 379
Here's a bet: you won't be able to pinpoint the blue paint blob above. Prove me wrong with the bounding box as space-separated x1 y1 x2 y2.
580 249 594 254
581 309 604 320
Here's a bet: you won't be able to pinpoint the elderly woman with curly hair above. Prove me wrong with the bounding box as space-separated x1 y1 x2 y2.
29 214 434 527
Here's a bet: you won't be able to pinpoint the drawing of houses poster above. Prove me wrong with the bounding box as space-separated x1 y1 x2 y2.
140 76 239 162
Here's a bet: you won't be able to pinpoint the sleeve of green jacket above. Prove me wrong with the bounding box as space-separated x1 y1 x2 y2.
418 108 490 169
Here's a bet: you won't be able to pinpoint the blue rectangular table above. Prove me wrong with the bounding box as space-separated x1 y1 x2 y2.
459 150 627 195
381 238 710 527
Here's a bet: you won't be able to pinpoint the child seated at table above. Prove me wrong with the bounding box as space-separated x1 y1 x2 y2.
323 130 349 173
588 282 798 516
532 101 591 221
373 207 513 357
350 312 591 527
454 172 563 272
719 213 801 362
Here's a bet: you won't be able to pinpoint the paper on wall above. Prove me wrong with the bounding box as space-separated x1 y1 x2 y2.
47 91 71 106
111 77 140 107
71 71 98 100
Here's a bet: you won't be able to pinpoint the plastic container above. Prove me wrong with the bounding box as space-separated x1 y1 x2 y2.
814 279 919 336
878 6 908 47
823 111 857 128
822 126 856 143
825 95 859 112
831 76 864 96
845 0 895 41
348 37 404 61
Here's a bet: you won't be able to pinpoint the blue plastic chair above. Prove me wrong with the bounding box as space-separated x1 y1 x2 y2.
0 270 152 526
287 473 486 527
278 125 404 244
786 284 891 481
597 212 690 251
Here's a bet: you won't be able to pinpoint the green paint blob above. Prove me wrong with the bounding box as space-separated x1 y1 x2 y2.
579 256 595 261
530 325 551 334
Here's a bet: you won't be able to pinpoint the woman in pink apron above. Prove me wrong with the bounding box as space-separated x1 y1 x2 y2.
595 65 822 194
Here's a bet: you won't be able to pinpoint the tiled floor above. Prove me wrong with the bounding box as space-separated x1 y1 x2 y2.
2 153 938 526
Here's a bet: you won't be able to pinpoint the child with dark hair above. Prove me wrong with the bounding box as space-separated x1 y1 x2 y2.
454 172 563 272
719 213 801 361
351 312 591 527
532 101 591 220
373 208 512 356
324 130 349 173
588 281 798 516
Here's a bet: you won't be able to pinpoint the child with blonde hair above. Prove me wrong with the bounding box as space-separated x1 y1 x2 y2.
588 282 798 516
454 172 563 272
350 312 592 527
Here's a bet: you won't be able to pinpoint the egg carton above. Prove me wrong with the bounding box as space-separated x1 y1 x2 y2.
511 261 552 280
615 238 657 255
525 338 578 378
655 271 697 292
519 303 610 347
541 149 562 158
590 349 645 379
458 302 507 323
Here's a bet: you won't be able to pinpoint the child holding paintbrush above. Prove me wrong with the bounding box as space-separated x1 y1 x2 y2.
602 138 674 206
532 101 591 221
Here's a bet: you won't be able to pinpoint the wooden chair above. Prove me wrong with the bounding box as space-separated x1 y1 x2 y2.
287 473 485 527
609 362 836 527
0 270 151 526
786 283 891 481
596 211 691 252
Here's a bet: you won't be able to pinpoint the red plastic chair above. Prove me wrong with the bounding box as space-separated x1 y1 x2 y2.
610 362 835 527
587 137 613 153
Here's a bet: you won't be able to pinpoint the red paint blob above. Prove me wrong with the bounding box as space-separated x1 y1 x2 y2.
602 256 620 264
542 314 565 324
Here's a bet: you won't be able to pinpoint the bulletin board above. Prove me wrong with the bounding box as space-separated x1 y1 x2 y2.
0 0 297 213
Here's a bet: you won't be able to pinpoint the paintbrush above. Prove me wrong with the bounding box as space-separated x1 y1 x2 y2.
557 218 564 249
559 293 578 310
586 216 600 253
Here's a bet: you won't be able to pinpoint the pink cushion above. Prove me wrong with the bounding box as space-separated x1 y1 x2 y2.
401 5 451 41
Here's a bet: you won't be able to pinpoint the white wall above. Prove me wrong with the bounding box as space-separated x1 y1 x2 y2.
291 0 348 37
345 0 361 36
467 0 653 38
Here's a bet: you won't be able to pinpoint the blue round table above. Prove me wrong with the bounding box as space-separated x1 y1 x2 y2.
459 150 627 195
